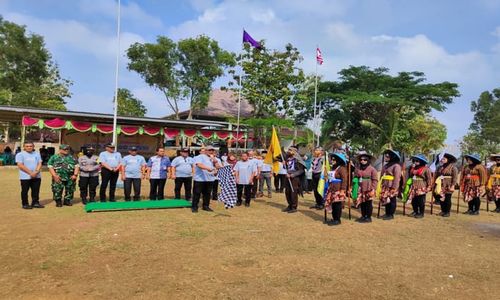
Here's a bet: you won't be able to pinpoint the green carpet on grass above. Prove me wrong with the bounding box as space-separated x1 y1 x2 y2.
84 199 192 212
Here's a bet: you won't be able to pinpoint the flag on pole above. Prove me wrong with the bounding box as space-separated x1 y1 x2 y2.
264 127 282 173
243 30 262 49
316 47 324 65
317 152 330 197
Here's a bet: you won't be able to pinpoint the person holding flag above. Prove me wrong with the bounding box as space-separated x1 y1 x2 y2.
283 147 305 213
352 151 378 223
324 152 348 226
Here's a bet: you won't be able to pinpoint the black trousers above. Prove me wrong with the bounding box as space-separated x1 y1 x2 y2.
285 177 300 209
174 177 192 200
312 173 323 206
468 197 481 212
360 200 373 218
192 181 213 209
274 174 286 192
100 168 119 201
79 176 99 201
212 179 219 200
124 178 141 201
20 178 41 206
237 184 252 204
495 199 500 209
385 197 397 216
332 202 343 221
251 179 259 197
149 178 166 200
412 194 426 215
437 193 452 214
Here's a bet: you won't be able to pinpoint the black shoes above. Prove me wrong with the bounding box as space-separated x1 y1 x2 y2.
382 214 394 220
410 212 417 217
310 204 319 209
287 208 297 213
471 210 479 215
414 214 424 219
244 202 250 207
236 202 242 206
56 201 63 207
355 217 365 222
442 213 450 217
22 205 32 209
282 206 292 212
327 219 341 226
63 201 72 206
191 207 198 213
31 203 45 208
463 210 472 215
202 206 213 212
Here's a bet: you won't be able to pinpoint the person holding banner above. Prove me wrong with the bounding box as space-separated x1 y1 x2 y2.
432 153 458 217
283 147 305 213
461 154 487 215
324 153 348 225
405 154 433 218
378 149 402 220
352 151 378 223
487 154 500 213
310 147 325 210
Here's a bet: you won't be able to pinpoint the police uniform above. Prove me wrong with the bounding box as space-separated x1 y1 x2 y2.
78 147 100 203
283 147 305 213
47 145 78 206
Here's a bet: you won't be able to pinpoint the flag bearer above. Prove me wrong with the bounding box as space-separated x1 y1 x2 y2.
283 147 305 213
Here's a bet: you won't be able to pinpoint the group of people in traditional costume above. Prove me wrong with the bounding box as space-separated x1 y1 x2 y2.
307 147 499 226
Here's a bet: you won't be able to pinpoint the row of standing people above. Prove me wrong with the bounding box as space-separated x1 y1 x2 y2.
307 147 499 226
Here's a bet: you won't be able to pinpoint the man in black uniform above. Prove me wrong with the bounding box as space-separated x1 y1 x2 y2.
283 146 305 213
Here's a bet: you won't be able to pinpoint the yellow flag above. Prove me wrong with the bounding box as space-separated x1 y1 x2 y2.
317 152 330 196
264 127 282 173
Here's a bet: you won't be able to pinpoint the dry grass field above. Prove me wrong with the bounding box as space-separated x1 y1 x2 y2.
1 168 500 299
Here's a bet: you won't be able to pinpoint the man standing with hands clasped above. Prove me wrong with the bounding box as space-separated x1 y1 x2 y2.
170 148 194 201
99 143 122 202
48 144 79 207
121 146 147 201
78 146 100 204
15 142 43 209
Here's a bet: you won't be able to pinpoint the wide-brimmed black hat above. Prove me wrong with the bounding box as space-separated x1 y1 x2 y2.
356 150 374 161
443 153 457 163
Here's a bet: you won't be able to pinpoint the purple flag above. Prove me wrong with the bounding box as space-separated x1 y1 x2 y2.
242 30 261 49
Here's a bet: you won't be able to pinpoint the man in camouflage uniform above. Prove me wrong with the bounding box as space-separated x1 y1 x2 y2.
48 144 79 207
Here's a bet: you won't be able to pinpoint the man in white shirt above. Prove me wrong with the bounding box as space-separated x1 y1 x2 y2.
191 145 221 212
170 148 194 200
98 143 122 202
15 142 43 209
234 152 256 206
259 150 273 198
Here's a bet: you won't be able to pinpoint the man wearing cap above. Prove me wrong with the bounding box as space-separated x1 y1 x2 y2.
146 147 171 200
432 153 458 217
191 145 221 212
310 147 325 210
121 146 147 201
461 154 487 215
170 148 194 200
352 151 378 223
487 154 500 213
283 146 305 213
378 149 402 220
405 154 433 218
48 144 79 207
15 141 43 209
98 143 122 202
78 146 100 204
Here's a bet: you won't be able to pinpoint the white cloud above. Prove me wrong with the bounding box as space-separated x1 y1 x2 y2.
4 12 145 61
250 9 276 24
79 0 163 28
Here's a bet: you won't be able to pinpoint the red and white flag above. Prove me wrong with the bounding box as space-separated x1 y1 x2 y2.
316 47 324 65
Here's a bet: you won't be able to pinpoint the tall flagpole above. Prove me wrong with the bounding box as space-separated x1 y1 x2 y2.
112 0 121 146
236 57 242 150
313 46 319 147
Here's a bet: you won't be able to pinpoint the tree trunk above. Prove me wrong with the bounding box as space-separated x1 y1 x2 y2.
4 126 9 143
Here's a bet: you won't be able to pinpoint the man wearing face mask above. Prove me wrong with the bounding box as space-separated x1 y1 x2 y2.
78 146 100 204
432 153 458 217
487 154 500 213
283 146 305 213
405 154 433 218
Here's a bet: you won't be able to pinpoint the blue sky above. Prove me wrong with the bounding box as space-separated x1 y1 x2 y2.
1 0 499 144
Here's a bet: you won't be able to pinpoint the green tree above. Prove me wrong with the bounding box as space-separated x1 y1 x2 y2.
460 89 500 157
305 66 459 155
0 16 71 108
116 88 147 117
177 35 235 119
228 41 309 147
127 35 235 119
0 16 72 141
